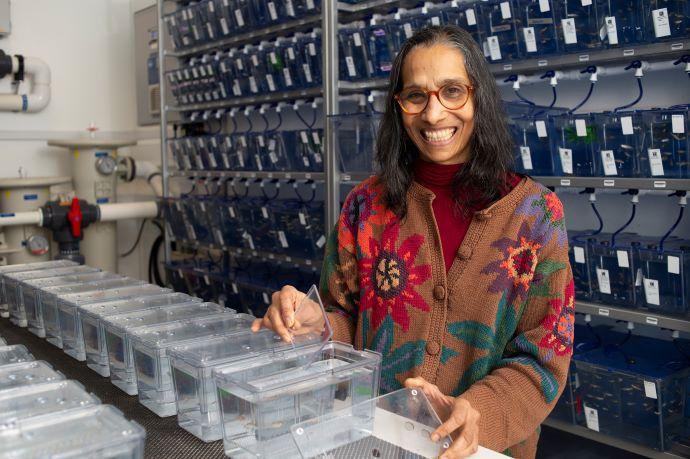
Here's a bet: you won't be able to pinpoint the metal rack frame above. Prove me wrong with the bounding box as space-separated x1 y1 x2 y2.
156 2 690 455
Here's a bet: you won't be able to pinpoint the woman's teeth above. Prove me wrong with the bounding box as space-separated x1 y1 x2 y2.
422 127 456 142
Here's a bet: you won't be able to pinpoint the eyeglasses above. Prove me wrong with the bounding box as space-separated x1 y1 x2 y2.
394 83 475 115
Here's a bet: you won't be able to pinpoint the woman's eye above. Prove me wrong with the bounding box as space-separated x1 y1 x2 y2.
442 86 466 99
405 92 427 103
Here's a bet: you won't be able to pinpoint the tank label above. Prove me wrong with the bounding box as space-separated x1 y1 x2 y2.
668 256 680 274
643 278 660 305
652 8 671 38
596 268 611 294
23 194 38 201
671 114 685 134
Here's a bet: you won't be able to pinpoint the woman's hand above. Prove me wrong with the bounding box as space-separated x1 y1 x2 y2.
404 377 481 459
250 285 325 342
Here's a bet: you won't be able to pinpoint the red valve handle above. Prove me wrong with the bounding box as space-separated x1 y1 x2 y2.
67 197 82 238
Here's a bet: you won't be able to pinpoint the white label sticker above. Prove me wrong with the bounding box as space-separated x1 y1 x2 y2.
267 2 278 20
269 52 277 65
668 256 680 274
235 58 244 71
584 405 600 432
652 8 671 38
520 146 533 170
581 0 592 5
500 1 512 19
268 139 276 151
574 246 586 264
672 114 686 134
403 23 414 38
299 212 307 226
302 63 313 83
644 278 660 305
559 148 573 174
431 16 441 26
307 0 315 9
523 27 538 53
620 116 634 135
278 230 289 248
234 9 245 27
287 47 295 60
261 207 269 219
269 152 278 163
648 149 665 176
353 32 362 47
300 131 309 144
345 56 357 77
644 380 658 399
251 54 259 67
249 76 258 93
285 0 295 16
487 36 502 61
636 268 643 286
616 250 629 268
283 68 293 87
262 292 270 304
562 18 578 44
601 150 618 176
605 16 619 45
228 206 236 218
596 268 611 294
220 17 229 35
316 235 326 248
466 9 477 26
539 0 550 12
598 308 610 317
266 74 276 92
312 131 321 145
231 282 239 294
308 43 317 56
575 118 587 137
536 120 547 138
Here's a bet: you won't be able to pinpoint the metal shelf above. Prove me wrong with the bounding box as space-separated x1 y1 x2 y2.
174 239 320 269
340 172 375 182
542 419 685 459
576 300 690 333
168 15 322 58
534 177 690 191
168 86 323 112
490 40 690 77
171 170 325 180
337 0 420 19
339 79 388 92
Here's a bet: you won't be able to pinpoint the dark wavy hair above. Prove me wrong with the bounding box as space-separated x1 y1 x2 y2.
375 25 514 217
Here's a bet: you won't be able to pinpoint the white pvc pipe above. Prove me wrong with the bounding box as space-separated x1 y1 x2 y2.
0 209 42 227
99 201 158 222
134 160 163 197
0 55 51 112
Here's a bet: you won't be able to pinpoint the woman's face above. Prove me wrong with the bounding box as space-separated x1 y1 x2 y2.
400 43 475 165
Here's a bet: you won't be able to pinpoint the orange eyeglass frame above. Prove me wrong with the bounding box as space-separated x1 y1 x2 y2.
394 83 475 115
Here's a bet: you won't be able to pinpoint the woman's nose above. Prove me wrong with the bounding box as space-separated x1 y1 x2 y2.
421 93 447 124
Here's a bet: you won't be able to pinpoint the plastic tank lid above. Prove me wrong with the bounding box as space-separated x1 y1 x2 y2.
130 312 256 348
8 265 99 281
44 276 136 294
0 360 64 388
104 302 229 329
0 260 78 273
25 271 119 286
0 344 34 365
170 286 332 368
0 405 145 456
56 281 157 302
80 292 200 316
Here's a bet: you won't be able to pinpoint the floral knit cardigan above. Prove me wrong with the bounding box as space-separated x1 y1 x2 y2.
320 175 574 459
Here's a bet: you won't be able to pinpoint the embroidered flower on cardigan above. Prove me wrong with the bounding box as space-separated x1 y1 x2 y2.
358 222 431 332
538 279 575 358
343 185 377 234
482 221 548 307
516 190 567 246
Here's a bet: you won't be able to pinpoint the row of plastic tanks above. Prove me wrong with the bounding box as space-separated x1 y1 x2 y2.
160 187 327 261
165 0 323 51
0 338 146 458
509 104 690 179
169 128 324 173
164 256 321 317
551 323 690 454
166 30 322 105
568 231 690 318
0 261 436 458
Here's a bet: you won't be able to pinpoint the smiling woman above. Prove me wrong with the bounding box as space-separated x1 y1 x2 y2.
253 25 574 459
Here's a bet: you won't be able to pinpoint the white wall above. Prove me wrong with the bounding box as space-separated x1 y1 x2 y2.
0 0 162 279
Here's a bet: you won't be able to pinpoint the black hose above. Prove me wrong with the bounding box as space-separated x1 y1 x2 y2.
120 219 148 258
149 235 165 286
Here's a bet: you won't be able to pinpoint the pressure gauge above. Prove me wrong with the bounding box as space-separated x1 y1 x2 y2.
26 235 50 256
96 155 117 176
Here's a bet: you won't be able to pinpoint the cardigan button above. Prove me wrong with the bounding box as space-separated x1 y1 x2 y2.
475 211 492 221
426 341 440 356
457 246 472 260
433 285 446 301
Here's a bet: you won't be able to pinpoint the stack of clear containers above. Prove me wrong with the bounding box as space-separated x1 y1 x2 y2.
553 0 601 53
291 388 454 459
509 105 566 176
480 0 520 62
80 292 201 378
550 112 597 176
0 344 34 366
0 361 64 392
332 112 381 174
0 405 146 459
58 283 171 362
569 231 594 301
635 239 690 317
168 286 324 442
640 107 689 179
596 0 645 47
129 312 256 416
5 265 102 328
210 287 382 458
93 301 229 381
642 0 690 42
24 271 122 338
515 0 559 57
42 277 145 349
593 111 642 177
0 260 78 318
0 380 100 425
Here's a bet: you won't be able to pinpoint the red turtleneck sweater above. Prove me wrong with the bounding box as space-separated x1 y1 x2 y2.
413 159 522 272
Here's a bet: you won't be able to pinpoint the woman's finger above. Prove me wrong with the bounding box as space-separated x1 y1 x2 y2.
432 408 467 442
439 433 473 459
279 286 299 327
250 318 262 332
267 306 291 341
